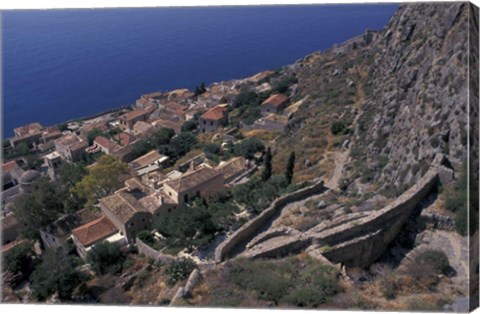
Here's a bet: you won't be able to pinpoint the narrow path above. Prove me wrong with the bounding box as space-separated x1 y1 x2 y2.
325 150 349 190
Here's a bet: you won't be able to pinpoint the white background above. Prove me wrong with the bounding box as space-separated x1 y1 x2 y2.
1 1 479 314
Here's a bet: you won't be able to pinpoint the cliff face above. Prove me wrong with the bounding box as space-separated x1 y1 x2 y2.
281 2 476 194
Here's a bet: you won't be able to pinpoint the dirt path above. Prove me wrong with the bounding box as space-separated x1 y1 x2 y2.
324 150 349 190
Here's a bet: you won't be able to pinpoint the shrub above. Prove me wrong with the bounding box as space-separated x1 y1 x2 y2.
137 230 155 246
414 250 451 275
2 242 32 275
87 242 125 275
164 258 196 286
330 121 347 135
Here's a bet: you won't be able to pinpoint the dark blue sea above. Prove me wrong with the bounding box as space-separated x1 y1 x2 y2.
2 4 398 138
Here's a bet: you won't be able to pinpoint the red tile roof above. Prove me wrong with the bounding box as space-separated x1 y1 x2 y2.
2 160 20 174
262 93 289 108
94 136 120 151
201 105 228 121
72 216 118 247
118 132 136 146
121 109 149 121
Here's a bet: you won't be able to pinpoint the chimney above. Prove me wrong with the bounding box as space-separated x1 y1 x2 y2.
190 160 196 172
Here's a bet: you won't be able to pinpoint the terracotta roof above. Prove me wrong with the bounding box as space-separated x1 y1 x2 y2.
118 132 137 146
215 157 248 182
151 119 182 134
100 191 148 224
200 105 228 121
121 109 149 121
129 150 166 169
72 216 118 247
42 208 100 237
262 94 289 108
14 122 44 137
94 136 120 151
133 121 154 134
166 166 222 194
55 134 88 151
163 101 188 115
2 160 21 174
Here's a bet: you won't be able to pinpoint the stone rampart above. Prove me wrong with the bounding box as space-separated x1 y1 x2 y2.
136 238 175 263
242 154 447 268
214 179 325 262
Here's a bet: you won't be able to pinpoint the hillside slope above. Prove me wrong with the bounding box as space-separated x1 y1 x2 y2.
277 2 476 196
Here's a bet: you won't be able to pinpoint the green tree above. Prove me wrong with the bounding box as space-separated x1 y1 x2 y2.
285 151 296 184
30 246 85 301
2 241 32 275
181 120 198 132
57 161 86 189
167 132 198 159
72 155 128 208
12 178 65 238
87 242 125 275
233 137 265 159
262 147 272 181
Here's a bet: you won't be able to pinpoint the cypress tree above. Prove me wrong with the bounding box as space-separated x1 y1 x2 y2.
285 151 296 184
262 147 272 181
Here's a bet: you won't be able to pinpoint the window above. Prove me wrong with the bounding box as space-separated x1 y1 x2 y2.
210 121 214 126
184 194 189 203
130 222 134 227
168 208 171 213
169 192 172 196
142 218 145 222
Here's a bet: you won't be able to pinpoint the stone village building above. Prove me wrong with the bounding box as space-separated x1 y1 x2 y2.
260 93 289 116
199 104 229 134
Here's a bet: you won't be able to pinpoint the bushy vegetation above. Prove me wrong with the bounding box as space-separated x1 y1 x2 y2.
330 121 350 135
72 155 129 208
12 178 66 239
2 241 33 280
231 90 268 125
444 160 478 236
30 246 86 301
414 250 451 275
233 137 265 159
164 258 196 286
226 256 340 306
233 175 307 213
87 242 125 275
155 194 241 251
272 75 298 94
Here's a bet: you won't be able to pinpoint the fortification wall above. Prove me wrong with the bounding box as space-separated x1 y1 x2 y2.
136 238 175 263
214 179 325 262
242 157 443 267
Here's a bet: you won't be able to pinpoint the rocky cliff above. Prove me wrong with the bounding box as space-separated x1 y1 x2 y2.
278 2 478 195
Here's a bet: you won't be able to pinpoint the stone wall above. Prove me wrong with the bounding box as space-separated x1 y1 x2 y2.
136 238 175 263
214 179 325 262
242 155 447 268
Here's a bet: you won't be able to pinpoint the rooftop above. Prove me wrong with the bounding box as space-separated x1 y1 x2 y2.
262 93 289 108
215 157 248 181
166 166 222 193
72 216 118 247
200 104 228 121
2 160 21 174
14 122 44 137
129 150 168 169
94 136 120 151
100 191 148 224
117 132 137 146
121 109 149 121
55 134 88 151
42 208 100 237
133 121 154 134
